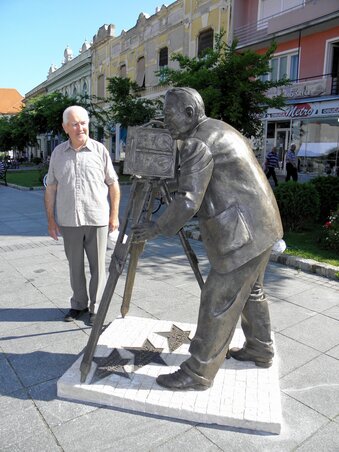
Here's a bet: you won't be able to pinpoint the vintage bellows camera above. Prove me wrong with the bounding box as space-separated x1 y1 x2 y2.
123 123 177 179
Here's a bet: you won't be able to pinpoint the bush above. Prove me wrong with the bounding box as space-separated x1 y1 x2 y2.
273 181 320 232
38 162 49 185
310 176 339 223
32 157 42 165
320 208 339 252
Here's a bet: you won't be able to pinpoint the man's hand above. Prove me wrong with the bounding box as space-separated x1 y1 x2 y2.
132 221 160 243
47 218 60 241
109 213 119 233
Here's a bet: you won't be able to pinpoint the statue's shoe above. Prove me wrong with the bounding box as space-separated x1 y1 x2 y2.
227 347 272 368
156 369 211 391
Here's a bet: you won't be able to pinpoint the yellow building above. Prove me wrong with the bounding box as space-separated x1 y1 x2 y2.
91 0 231 159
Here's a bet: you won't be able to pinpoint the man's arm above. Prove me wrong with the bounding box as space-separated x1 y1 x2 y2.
108 180 120 232
44 184 60 240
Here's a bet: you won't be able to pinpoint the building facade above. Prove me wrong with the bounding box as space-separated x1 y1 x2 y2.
233 0 339 178
24 41 92 160
90 0 231 160
23 0 231 162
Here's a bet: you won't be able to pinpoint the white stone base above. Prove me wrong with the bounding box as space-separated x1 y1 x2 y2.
57 316 282 434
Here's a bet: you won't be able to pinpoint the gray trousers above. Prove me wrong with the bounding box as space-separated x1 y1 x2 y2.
59 226 108 314
181 247 273 385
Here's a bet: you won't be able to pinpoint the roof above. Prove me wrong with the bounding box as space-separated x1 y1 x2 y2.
0 88 24 115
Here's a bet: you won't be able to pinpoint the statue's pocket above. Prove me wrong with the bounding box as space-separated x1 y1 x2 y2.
200 205 252 255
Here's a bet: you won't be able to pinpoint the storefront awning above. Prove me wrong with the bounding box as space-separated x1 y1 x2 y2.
297 142 338 158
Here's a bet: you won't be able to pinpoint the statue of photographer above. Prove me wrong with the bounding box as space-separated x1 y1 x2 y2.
132 87 283 391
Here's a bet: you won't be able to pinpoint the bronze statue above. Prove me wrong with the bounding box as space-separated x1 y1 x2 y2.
132 87 283 390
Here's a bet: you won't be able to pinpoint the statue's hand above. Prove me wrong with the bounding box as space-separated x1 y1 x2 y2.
132 221 160 243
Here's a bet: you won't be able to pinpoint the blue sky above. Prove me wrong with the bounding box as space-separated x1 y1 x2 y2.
0 0 168 96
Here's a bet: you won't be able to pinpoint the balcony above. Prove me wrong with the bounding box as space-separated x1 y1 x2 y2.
234 0 339 49
266 73 339 100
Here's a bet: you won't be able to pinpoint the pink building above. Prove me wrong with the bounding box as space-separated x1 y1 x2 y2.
233 0 339 177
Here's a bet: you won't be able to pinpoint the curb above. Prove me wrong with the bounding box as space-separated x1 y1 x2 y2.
0 181 44 191
184 224 339 282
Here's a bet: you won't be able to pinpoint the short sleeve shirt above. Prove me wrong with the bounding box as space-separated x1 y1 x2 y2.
286 150 296 166
46 138 118 227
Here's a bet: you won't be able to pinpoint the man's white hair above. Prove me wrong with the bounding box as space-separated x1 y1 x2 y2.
63 106 89 124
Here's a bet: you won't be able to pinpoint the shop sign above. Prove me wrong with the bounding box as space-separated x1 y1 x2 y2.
266 103 317 119
285 103 317 117
265 100 339 120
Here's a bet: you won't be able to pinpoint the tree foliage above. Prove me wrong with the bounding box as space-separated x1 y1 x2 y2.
158 32 289 138
0 92 81 151
87 77 162 130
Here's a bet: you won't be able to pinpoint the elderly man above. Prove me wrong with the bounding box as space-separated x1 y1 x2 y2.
133 88 283 390
45 106 120 326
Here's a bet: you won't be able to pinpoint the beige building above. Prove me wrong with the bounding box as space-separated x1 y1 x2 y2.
90 0 231 160
23 0 231 161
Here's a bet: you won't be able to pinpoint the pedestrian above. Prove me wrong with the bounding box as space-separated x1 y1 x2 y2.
132 87 283 390
44 105 120 326
285 143 298 181
265 146 280 186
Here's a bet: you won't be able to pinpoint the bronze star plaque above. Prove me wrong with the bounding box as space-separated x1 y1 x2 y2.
124 338 167 371
92 349 131 384
156 324 191 352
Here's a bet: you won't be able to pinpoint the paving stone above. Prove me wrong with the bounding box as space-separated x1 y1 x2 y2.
273 333 320 378
280 313 339 353
0 389 60 451
283 285 339 313
296 420 339 452
58 316 282 434
28 379 97 427
198 392 329 452
0 354 23 395
281 354 339 419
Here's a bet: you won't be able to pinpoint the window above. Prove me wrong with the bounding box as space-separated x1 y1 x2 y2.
259 0 304 22
136 56 145 87
266 52 299 81
120 64 126 78
159 47 168 68
97 74 105 98
198 28 214 57
82 82 88 96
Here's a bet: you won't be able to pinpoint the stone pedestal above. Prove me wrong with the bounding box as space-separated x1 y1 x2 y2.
57 316 282 434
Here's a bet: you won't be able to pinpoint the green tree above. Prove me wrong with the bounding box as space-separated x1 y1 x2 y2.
0 116 13 152
0 92 82 152
24 92 81 136
88 77 162 130
159 32 289 139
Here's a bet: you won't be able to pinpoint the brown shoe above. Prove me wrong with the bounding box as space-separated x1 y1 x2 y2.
227 347 272 368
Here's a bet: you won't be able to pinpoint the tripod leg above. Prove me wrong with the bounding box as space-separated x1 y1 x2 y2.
80 179 153 383
120 242 144 317
120 183 156 318
161 182 204 289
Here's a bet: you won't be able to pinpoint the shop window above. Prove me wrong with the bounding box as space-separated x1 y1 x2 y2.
198 29 214 57
97 74 105 98
136 57 145 87
120 64 126 78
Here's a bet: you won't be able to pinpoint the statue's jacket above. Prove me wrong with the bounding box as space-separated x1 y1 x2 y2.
156 118 283 273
